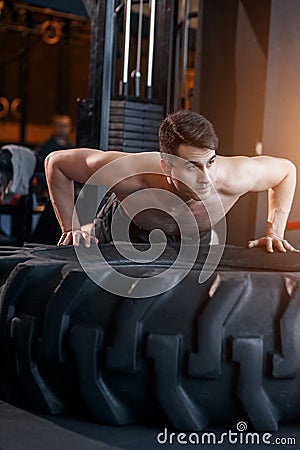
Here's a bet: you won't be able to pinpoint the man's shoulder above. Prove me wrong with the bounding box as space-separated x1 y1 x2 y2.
217 154 253 174
39 137 74 154
216 155 255 195
217 154 250 164
39 137 59 154
115 150 162 171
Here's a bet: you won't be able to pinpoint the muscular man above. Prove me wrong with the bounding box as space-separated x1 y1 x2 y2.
45 110 298 253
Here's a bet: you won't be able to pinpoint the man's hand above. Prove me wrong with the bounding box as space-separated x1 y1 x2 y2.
57 229 98 247
248 234 299 253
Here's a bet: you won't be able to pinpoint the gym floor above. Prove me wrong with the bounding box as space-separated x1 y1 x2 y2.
1 402 299 450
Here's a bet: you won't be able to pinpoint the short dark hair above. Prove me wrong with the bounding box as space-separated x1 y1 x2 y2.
159 110 218 156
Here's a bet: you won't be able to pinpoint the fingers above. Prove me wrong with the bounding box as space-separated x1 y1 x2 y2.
247 240 255 248
272 238 286 253
248 236 300 253
80 232 98 247
248 238 274 252
265 237 274 253
57 230 99 247
73 230 91 247
57 232 73 246
57 234 65 246
247 239 259 249
73 230 81 247
90 235 99 245
282 239 300 253
272 238 300 253
248 238 274 253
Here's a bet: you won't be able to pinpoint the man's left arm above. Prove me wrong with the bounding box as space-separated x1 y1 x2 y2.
246 156 298 253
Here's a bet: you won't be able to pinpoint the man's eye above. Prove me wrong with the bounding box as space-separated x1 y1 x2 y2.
184 164 195 170
208 159 215 165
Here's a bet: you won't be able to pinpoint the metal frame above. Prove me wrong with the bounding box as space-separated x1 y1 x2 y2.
191 0 203 112
82 0 115 150
18 14 30 144
57 19 71 114
82 0 181 147
153 0 178 114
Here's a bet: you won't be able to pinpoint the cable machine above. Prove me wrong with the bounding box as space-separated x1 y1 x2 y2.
77 0 199 151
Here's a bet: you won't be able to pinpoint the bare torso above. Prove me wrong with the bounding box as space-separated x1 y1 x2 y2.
104 152 241 235
46 144 297 252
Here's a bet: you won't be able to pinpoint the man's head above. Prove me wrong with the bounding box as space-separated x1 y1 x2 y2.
52 115 72 142
159 110 218 156
159 110 219 201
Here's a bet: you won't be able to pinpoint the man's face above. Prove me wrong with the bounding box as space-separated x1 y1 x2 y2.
163 144 217 201
52 116 72 140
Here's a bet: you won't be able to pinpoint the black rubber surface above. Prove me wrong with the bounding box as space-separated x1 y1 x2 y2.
1 243 300 433
1 401 300 450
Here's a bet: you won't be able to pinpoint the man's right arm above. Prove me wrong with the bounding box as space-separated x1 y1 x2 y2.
45 148 145 246
45 148 95 246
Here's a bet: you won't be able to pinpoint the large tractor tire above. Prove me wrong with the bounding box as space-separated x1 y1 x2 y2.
0 243 300 432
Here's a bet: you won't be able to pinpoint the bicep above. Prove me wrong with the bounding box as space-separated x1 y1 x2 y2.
249 156 296 192
46 148 144 191
223 155 296 195
45 148 99 184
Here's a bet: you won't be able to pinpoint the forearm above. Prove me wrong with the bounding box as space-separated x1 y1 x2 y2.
266 162 296 238
45 155 80 232
266 207 290 239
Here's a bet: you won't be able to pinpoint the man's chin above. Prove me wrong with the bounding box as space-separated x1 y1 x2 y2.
197 189 211 201
179 187 212 201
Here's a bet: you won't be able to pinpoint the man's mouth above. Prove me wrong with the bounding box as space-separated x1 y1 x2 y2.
197 184 211 191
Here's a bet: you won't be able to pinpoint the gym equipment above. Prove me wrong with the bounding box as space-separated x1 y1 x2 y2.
173 6 197 110
120 0 132 97
179 0 189 108
0 97 9 119
77 0 179 151
146 0 156 99
108 0 163 154
109 97 163 152
131 0 143 97
40 20 62 45
1 243 300 431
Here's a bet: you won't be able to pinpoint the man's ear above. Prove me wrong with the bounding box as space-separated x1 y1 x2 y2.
160 157 171 176
160 158 172 185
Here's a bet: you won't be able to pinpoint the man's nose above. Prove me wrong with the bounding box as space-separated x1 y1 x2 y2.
197 166 209 182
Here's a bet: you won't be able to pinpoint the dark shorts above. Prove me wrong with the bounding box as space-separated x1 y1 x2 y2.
94 192 211 246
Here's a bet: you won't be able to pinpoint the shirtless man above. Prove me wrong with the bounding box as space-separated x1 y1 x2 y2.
45 109 298 253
